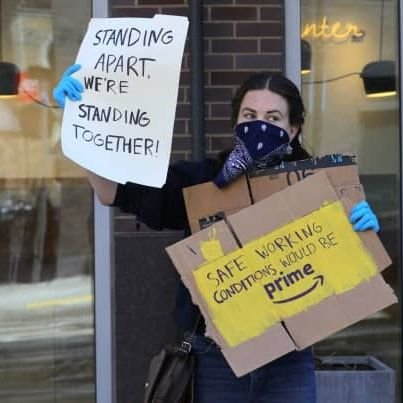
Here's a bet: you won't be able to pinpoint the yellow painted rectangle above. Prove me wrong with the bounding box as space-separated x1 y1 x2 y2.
193 200 378 347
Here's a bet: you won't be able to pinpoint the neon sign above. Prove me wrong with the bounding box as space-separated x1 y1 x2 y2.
301 17 365 41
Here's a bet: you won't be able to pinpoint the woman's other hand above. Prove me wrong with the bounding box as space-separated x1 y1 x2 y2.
349 200 380 233
52 64 84 108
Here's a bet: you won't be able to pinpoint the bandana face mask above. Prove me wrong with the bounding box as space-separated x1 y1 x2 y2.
236 119 290 162
214 120 291 188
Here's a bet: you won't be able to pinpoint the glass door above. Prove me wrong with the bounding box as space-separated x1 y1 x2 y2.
300 0 401 401
0 1 94 402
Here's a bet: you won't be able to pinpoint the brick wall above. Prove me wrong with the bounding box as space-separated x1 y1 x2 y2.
111 0 285 161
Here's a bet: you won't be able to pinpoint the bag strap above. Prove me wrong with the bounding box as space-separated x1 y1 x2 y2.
179 314 202 353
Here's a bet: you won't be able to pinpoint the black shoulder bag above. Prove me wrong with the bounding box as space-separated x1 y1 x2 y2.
143 316 201 403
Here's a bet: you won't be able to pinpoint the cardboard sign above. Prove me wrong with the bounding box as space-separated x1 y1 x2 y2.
166 170 396 377
183 154 364 234
61 15 189 187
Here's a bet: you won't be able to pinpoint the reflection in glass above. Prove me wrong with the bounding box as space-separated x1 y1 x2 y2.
0 1 94 402
301 0 401 401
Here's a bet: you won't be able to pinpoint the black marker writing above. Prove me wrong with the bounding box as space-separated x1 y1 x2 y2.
72 124 159 156
78 104 150 127
84 75 129 94
213 264 277 304
93 27 174 47
254 222 323 259
94 54 156 78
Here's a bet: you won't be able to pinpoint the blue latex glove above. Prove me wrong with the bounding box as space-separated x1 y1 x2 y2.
52 64 83 108
349 200 380 233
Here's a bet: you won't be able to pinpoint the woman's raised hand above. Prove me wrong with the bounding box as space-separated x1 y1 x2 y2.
53 64 84 108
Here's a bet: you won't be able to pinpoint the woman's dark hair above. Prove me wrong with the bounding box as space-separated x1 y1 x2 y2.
231 72 310 161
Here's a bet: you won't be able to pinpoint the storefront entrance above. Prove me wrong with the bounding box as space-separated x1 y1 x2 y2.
298 0 401 400
0 1 95 402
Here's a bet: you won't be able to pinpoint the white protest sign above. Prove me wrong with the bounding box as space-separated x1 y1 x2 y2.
61 15 189 187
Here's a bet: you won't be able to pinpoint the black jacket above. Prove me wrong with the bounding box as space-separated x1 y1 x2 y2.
112 158 222 331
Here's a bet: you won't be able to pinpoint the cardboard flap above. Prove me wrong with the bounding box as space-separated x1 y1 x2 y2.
183 175 250 233
184 155 362 234
334 184 365 202
226 191 294 244
341 197 392 272
285 275 397 350
228 171 339 245
249 156 360 203
283 296 351 349
321 165 361 186
166 220 239 277
249 174 288 203
336 275 397 323
358 231 392 271
166 220 241 348
221 324 295 377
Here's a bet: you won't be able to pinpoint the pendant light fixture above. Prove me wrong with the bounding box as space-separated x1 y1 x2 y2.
0 62 60 107
360 0 396 98
0 62 20 97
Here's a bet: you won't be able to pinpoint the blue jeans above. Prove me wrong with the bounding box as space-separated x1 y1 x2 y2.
191 334 316 403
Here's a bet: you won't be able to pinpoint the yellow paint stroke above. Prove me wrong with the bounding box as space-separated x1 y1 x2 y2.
26 294 93 309
199 227 225 261
193 200 378 347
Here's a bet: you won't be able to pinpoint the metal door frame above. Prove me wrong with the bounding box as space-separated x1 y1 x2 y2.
92 2 115 402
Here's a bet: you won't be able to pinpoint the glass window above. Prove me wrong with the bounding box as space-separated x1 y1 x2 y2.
0 1 94 402
301 0 401 400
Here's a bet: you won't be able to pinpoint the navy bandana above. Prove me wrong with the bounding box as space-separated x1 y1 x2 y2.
235 120 290 167
214 120 291 187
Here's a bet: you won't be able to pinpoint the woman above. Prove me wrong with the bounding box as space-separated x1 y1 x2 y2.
53 67 379 402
